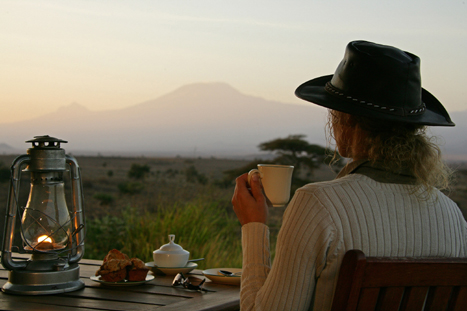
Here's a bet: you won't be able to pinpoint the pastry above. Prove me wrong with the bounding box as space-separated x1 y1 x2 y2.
96 249 148 282
127 257 150 281
96 249 131 282
96 258 131 282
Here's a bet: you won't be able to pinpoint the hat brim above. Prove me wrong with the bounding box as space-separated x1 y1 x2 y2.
295 75 455 126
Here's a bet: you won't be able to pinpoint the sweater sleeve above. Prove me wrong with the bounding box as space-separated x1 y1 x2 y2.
240 188 336 311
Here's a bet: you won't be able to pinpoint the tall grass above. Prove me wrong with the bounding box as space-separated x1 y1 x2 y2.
85 199 243 269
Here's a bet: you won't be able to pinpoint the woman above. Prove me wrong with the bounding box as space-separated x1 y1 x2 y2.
232 41 467 311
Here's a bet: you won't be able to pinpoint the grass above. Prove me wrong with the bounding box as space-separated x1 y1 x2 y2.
85 198 245 269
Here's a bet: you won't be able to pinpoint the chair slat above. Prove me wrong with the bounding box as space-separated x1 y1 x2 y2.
424 286 453 310
451 287 467 311
378 287 405 311
356 288 379 311
399 286 429 311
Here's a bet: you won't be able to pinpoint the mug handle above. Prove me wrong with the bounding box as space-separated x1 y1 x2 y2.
247 169 262 186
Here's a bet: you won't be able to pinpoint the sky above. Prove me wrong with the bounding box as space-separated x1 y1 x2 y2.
1 0 466 124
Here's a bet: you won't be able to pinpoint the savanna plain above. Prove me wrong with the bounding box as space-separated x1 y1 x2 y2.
0 154 466 270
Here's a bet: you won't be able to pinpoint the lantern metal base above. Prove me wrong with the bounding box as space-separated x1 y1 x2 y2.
2 263 84 295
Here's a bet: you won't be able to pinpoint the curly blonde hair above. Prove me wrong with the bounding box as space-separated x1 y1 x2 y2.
326 110 452 193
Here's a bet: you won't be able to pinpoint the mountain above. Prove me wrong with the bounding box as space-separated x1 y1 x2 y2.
0 82 465 159
431 110 467 161
0 143 15 154
0 83 328 157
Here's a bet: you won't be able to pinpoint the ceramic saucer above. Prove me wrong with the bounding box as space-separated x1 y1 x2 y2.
145 262 198 276
202 268 242 286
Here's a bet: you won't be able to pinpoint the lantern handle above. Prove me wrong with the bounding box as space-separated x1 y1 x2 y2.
66 155 85 264
1 155 30 270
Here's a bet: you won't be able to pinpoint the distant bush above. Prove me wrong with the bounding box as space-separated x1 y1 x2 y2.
197 174 208 185
93 193 115 206
213 178 235 189
128 164 150 180
164 168 178 178
118 181 144 195
107 170 114 177
185 165 208 185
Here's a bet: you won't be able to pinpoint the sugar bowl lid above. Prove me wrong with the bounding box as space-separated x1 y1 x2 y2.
155 235 189 255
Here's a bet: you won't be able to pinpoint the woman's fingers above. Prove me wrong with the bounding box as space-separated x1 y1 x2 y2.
232 173 269 226
249 172 265 201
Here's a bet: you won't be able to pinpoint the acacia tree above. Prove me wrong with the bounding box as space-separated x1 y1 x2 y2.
221 134 339 188
258 134 330 174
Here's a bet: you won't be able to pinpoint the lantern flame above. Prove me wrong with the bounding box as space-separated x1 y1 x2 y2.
37 235 53 244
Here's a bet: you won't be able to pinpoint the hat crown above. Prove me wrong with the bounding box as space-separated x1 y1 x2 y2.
330 41 422 114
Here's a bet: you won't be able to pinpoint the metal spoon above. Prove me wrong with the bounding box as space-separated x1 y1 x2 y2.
188 258 204 262
218 270 242 277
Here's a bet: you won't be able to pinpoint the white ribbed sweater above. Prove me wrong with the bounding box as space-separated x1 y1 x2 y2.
241 174 467 311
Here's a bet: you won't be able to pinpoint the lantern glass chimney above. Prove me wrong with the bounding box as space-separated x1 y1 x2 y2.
22 171 71 251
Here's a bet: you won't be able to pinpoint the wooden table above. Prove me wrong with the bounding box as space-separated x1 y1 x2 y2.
0 254 240 311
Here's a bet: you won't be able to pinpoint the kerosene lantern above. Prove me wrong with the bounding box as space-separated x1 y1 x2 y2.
1 135 85 295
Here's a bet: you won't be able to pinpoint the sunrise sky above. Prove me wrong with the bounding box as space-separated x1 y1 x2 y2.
1 0 466 124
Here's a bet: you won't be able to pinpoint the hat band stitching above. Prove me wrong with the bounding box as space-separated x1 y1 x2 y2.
325 82 426 116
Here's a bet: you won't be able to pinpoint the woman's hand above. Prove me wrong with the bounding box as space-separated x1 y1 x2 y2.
232 172 271 226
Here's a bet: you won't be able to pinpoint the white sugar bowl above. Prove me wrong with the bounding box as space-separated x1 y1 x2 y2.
153 234 190 268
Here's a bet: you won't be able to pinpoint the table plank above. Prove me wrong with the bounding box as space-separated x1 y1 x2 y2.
62 286 187 305
0 295 161 311
0 298 94 311
158 286 240 311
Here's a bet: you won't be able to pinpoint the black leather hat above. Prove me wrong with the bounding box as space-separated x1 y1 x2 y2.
295 41 454 126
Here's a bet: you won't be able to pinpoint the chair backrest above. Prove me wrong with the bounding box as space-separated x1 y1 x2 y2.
331 249 467 311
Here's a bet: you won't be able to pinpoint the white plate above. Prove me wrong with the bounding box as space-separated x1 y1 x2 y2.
90 274 154 286
202 268 242 286
145 262 198 276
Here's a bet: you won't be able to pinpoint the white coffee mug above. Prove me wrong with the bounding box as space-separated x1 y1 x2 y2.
248 164 294 207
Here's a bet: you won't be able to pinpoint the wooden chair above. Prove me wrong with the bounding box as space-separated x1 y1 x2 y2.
330 249 467 311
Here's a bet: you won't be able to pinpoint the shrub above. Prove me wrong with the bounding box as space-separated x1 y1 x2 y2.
118 181 144 195
185 165 208 185
93 193 115 206
128 164 150 180
164 168 178 178
196 174 208 185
